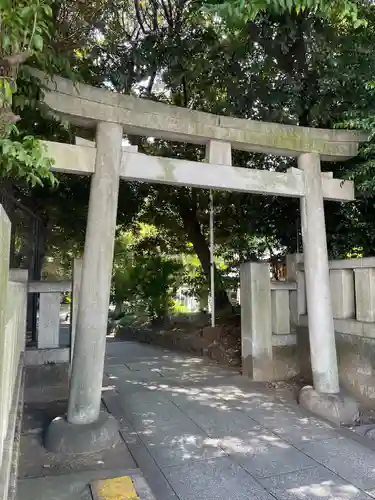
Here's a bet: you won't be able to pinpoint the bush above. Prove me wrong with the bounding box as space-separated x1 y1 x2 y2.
113 253 183 321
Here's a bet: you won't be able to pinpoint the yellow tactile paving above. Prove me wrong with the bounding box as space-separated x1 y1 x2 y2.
91 476 141 500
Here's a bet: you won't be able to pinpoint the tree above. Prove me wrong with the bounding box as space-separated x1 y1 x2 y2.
78 0 375 303
7 0 375 308
204 0 366 27
112 225 183 320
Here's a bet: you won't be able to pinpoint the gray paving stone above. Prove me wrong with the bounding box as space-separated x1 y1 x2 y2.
301 437 375 490
162 456 275 500
176 401 259 436
102 390 135 431
259 465 373 500
229 442 317 478
122 399 190 431
163 387 225 408
105 341 170 362
138 421 225 467
25 340 375 500
126 359 237 381
127 440 179 500
246 403 338 444
270 418 338 445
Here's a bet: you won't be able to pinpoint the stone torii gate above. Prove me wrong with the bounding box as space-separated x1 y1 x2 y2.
37 73 368 452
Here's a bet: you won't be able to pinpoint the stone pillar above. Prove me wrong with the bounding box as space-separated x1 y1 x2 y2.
297 153 359 425
45 122 122 453
298 153 339 394
240 262 273 381
271 290 290 334
286 253 306 321
38 293 61 348
354 268 375 321
330 269 355 319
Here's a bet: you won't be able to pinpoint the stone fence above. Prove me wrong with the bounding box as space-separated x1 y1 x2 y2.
240 255 375 406
24 259 82 366
0 207 28 500
295 255 375 405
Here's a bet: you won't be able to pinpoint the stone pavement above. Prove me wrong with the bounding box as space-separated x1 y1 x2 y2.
102 341 375 500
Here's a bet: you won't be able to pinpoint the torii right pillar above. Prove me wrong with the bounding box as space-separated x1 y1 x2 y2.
297 153 359 425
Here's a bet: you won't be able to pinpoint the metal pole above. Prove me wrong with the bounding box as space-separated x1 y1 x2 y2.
209 190 215 327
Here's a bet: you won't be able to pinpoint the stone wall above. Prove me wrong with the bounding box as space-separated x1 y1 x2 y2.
296 325 375 408
0 205 28 500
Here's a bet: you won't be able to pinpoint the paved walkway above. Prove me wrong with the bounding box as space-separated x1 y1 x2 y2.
102 341 375 500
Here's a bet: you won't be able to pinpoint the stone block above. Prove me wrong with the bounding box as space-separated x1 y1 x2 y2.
240 262 273 381
271 290 290 334
25 348 70 366
298 386 359 426
330 269 355 319
205 139 232 165
354 268 375 322
44 412 119 454
38 293 61 348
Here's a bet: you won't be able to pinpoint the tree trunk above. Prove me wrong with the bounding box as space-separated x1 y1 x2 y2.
179 203 231 311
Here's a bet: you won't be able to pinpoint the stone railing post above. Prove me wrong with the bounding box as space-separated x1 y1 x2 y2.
354 268 375 322
240 261 273 381
330 269 355 319
286 253 306 328
38 291 61 349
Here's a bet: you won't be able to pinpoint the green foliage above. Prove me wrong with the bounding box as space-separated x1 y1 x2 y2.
6 0 375 291
0 0 51 55
204 0 366 28
0 0 52 109
0 124 55 186
112 226 184 320
0 0 58 186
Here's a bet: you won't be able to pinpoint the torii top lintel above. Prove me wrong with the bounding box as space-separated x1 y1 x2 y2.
39 72 369 162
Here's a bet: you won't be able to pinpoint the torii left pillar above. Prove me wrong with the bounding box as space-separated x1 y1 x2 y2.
45 121 123 453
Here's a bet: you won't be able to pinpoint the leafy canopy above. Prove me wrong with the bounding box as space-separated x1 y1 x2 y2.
204 0 366 27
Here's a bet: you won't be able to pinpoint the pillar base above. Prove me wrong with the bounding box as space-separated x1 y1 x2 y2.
299 386 359 425
44 412 119 454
